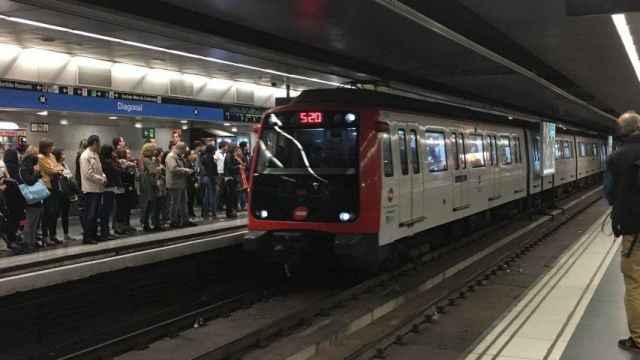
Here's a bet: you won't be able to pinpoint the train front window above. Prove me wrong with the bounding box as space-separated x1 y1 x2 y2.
256 127 358 175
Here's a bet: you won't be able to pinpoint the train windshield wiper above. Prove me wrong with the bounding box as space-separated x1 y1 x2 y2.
269 114 328 183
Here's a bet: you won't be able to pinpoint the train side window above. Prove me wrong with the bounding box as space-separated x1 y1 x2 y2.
466 134 485 168
452 133 460 170
458 133 467 169
398 129 408 175
499 135 513 165
491 136 498 166
555 141 562 160
425 131 447 172
563 141 572 159
513 136 521 163
579 142 586 157
382 132 393 177
409 130 420 174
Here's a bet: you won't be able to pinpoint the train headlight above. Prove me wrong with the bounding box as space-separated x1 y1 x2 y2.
345 113 357 123
257 210 269 219
339 212 353 222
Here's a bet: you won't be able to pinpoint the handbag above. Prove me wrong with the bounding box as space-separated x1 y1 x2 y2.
18 168 50 205
59 176 80 202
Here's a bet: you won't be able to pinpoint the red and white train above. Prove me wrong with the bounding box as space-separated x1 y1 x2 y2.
245 89 606 269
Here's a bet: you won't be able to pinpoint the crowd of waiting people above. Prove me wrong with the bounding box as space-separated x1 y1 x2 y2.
0 134 251 254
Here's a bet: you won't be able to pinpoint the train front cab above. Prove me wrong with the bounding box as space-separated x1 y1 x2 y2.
245 108 384 270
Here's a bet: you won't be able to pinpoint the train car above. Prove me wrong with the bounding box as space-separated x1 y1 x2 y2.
245 89 606 270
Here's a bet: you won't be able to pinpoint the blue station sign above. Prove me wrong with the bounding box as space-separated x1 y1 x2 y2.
0 87 224 122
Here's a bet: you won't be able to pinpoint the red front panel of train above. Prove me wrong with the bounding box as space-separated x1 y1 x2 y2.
248 108 381 234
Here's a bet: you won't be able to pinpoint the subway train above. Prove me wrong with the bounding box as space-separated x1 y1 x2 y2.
245 89 606 270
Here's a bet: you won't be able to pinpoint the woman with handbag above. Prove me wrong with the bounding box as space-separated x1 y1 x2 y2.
53 148 79 242
18 145 47 252
38 139 65 245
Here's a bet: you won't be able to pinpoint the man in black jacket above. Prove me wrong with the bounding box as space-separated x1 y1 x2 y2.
606 111 640 353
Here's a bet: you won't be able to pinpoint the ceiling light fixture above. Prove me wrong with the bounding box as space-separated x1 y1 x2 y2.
0 121 19 130
134 122 142 128
613 13 640 82
109 116 118 120
0 15 344 88
231 127 238 132
223 122 231 126
59 119 69 125
36 110 48 116
180 120 188 124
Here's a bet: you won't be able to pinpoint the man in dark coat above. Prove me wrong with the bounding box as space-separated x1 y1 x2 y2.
606 111 640 353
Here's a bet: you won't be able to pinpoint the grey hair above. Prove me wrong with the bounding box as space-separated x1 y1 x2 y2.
618 111 640 137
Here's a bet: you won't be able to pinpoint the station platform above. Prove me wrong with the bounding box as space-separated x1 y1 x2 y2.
0 214 248 297
465 210 632 360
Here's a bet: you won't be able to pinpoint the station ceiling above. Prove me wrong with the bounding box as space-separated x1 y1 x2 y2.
2 0 636 133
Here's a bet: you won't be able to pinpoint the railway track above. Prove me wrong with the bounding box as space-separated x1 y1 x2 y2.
100 186 602 360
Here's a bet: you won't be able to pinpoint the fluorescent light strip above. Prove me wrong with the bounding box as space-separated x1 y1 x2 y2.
613 13 640 83
0 14 343 88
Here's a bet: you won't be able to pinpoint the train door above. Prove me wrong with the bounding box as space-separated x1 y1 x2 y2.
423 128 451 227
379 126 398 245
465 132 488 209
497 135 515 194
396 127 413 229
451 131 470 213
408 126 424 228
486 134 500 202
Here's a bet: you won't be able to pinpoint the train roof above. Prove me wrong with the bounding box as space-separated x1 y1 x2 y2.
289 89 603 137
290 88 530 125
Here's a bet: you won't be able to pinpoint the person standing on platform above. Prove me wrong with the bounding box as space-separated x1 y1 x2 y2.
200 144 218 221
139 143 160 232
237 141 250 211
214 142 228 212
223 144 240 219
3 148 24 250
605 111 640 353
79 135 106 245
165 142 194 228
100 144 122 241
18 145 44 252
53 148 79 242
75 140 88 235
38 139 65 245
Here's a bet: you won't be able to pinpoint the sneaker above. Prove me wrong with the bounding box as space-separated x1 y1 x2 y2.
619 337 640 353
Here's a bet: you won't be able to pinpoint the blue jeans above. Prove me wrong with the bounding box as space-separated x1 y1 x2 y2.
201 176 217 217
239 190 247 210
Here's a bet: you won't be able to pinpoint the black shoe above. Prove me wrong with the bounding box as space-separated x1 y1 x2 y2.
619 337 640 353
83 239 98 245
101 235 117 241
184 221 197 227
